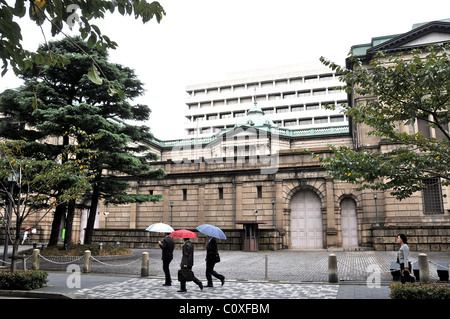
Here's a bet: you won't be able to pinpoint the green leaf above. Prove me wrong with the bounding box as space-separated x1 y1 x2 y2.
87 63 103 85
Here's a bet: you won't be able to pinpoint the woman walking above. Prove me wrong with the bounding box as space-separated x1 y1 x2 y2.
397 233 412 283
205 235 225 287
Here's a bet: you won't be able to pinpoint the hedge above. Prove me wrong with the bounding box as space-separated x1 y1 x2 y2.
390 282 450 299
0 270 48 290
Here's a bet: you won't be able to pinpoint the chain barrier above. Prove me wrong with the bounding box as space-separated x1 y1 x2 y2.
429 259 450 270
38 254 83 265
90 255 142 267
336 259 394 274
0 255 32 265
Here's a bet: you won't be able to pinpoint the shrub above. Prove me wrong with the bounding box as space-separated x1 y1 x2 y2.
390 282 450 299
21 244 131 256
0 270 48 290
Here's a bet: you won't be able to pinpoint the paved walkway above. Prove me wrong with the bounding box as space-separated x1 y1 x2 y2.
1 246 449 301
31 272 390 299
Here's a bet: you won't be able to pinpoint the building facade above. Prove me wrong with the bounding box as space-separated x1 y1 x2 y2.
91 20 450 251
17 20 450 251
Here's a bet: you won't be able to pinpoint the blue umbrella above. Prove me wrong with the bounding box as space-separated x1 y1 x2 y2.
196 224 227 240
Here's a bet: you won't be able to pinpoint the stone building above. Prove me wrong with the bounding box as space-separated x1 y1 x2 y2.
92 20 450 251
14 20 449 251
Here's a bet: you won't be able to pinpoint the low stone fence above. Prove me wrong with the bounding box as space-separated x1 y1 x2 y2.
91 228 284 251
371 226 450 251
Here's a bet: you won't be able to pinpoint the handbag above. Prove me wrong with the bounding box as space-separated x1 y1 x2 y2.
214 252 221 263
178 268 195 282
401 269 415 283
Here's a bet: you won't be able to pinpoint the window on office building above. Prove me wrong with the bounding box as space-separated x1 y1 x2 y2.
330 115 345 123
291 105 303 112
284 120 297 127
218 187 224 200
422 178 444 214
183 189 188 201
314 117 328 124
299 118 312 125
276 107 289 113
306 104 319 111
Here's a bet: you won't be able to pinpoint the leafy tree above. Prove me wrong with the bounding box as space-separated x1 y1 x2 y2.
0 139 92 271
0 0 165 77
317 44 450 200
0 37 165 246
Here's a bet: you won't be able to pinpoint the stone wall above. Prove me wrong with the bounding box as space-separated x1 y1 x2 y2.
371 226 450 251
91 228 284 251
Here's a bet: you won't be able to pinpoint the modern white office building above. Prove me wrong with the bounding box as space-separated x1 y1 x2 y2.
184 61 348 137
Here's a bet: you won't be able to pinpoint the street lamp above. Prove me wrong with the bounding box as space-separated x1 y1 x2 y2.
170 201 173 225
254 209 258 221
374 193 380 227
272 198 275 229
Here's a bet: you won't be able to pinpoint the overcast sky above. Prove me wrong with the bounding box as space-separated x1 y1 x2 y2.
1 0 449 140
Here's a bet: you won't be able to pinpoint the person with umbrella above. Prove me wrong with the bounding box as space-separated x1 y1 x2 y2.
170 230 203 292
146 223 175 286
197 224 226 287
158 233 175 286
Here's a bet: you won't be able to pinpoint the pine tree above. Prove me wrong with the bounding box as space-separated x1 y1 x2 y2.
0 37 165 247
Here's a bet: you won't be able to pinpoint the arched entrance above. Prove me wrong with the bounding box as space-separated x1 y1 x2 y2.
340 198 358 248
290 190 323 249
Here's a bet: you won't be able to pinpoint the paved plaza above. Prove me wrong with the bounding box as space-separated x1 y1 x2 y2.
1 246 448 301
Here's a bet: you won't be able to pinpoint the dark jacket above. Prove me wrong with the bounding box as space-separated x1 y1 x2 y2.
206 237 219 263
159 235 175 261
180 239 194 268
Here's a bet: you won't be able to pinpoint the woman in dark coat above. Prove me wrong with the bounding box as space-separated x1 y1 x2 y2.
205 235 225 287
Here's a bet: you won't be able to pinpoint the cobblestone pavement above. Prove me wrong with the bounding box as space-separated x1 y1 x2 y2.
34 249 450 283
3 247 449 300
37 272 390 299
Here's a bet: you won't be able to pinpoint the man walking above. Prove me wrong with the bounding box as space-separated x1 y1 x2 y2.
159 233 175 286
178 238 203 292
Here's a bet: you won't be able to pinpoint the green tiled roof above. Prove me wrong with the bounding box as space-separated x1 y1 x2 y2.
149 125 350 148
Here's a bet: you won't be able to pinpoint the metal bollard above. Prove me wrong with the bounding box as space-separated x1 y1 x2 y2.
141 252 149 277
32 249 40 271
83 250 91 273
418 253 430 283
328 254 338 283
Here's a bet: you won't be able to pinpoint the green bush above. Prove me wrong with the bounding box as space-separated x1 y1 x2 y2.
390 282 450 299
0 270 48 290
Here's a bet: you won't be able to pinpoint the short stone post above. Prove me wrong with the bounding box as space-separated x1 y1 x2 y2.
328 254 338 283
83 250 91 273
31 249 40 270
418 253 430 283
141 252 149 277
265 254 268 280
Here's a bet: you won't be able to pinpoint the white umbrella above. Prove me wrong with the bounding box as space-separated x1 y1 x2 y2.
145 222 174 233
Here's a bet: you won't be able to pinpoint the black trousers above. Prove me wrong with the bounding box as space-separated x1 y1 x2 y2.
206 261 224 285
163 259 172 284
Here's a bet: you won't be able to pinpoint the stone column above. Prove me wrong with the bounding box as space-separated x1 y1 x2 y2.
275 180 283 229
198 183 205 225
163 185 171 224
325 178 338 247
235 181 243 226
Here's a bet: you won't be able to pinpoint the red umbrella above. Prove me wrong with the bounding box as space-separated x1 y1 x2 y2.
169 229 198 238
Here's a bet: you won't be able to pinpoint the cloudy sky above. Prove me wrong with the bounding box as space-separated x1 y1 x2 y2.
1 0 449 140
